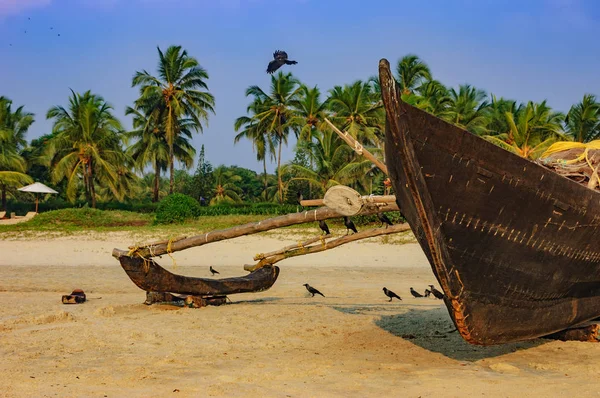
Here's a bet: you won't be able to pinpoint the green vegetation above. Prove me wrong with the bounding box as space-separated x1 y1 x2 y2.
2 49 598 225
154 193 202 224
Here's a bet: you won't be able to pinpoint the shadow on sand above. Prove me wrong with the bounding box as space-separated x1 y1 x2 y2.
335 304 545 361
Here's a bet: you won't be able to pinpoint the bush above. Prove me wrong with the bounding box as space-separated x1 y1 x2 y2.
196 203 298 216
154 193 202 224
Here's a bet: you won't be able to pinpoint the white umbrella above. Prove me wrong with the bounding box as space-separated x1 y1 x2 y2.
18 182 59 213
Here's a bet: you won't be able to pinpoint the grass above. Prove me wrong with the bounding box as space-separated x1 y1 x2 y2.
0 208 416 245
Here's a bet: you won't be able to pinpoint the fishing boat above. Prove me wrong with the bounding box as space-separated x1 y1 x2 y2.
117 255 280 296
378 58 600 345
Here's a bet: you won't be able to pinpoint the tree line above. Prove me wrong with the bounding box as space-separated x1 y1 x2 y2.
1 48 599 211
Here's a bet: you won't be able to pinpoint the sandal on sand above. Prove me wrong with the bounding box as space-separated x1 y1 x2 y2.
62 289 86 304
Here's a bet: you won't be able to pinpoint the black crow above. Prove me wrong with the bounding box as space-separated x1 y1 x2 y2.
303 283 325 297
267 50 297 74
377 212 393 228
210 266 220 276
429 285 444 300
410 287 423 298
424 289 431 298
383 287 402 302
344 216 358 235
318 220 330 235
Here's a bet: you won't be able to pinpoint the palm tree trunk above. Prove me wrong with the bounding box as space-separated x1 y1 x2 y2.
1 184 6 212
169 144 174 195
277 130 283 204
263 157 268 194
153 162 160 202
89 161 96 208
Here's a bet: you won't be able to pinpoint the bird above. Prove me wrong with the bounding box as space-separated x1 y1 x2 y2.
210 266 220 276
318 219 330 235
429 285 445 300
377 212 393 228
303 283 325 297
344 216 358 235
266 50 297 74
424 289 431 298
410 287 424 298
297 191 304 211
383 287 402 302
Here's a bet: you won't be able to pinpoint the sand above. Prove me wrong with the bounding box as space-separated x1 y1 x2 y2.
1 231 600 397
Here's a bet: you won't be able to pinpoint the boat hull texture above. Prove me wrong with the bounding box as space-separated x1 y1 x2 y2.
379 59 600 345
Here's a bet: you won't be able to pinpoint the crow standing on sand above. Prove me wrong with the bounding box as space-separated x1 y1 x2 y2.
410 287 424 298
377 212 393 228
210 266 220 276
344 216 358 235
429 285 444 300
303 283 325 297
267 50 297 74
424 289 431 298
318 220 330 235
383 287 402 302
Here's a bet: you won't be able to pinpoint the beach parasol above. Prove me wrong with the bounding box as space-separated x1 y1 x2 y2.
18 182 59 213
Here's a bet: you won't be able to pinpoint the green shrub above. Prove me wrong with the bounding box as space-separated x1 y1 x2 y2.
154 193 202 224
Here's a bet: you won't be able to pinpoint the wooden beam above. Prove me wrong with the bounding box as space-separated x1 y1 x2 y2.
301 194 397 208
324 117 389 175
244 223 411 271
113 203 401 259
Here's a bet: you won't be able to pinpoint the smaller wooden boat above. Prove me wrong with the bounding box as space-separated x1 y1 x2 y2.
116 255 280 296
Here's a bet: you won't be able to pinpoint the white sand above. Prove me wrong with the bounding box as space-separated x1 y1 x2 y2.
1 232 599 397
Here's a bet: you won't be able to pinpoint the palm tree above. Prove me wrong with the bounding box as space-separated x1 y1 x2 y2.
45 90 125 207
284 129 373 195
234 97 276 193
486 95 521 136
210 165 242 204
326 80 383 145
565 94 600 143
445 84 490 135
244 72 303 203
291 85 329 142
415 79 452 118
395 54 432 95
483 101 565 159
0 97 34 210
132 45 215 194
126 106 196 202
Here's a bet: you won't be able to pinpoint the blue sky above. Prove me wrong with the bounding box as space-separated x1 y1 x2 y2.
1 0 599 173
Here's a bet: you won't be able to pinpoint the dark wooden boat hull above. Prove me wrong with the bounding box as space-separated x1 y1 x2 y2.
379 59 600 345
117 255 280 296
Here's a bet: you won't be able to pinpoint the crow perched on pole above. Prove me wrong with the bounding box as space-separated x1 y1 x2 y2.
344 216 358 235
318 220 330 235
377 212 393 228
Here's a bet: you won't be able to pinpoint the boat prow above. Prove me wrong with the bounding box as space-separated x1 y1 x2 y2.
379 58 600 345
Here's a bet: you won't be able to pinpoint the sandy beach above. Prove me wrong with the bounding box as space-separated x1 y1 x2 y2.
1 232 600 397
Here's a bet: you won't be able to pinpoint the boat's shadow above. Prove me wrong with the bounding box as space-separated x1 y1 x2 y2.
372 306 545 361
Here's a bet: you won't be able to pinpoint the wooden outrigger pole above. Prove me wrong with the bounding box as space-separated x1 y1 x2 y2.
112 196 401 260
112 119 408 302
324 117 388 175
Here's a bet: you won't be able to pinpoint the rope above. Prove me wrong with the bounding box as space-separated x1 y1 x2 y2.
354 141 364 155
166 238 178 269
